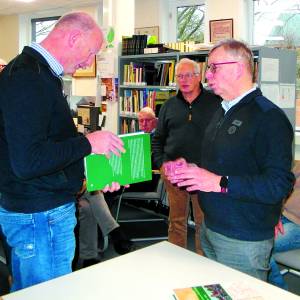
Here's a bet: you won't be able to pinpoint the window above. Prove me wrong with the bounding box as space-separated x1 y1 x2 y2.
254 0 300 129
169 0 205 43
177 5 205 42
31 16 60 43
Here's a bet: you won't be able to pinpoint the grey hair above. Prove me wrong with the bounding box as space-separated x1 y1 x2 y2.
138 107 155 118
209 39 254 74
175 58 200 74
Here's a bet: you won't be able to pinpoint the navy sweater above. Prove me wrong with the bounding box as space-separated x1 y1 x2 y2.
152 84 220 169
200 89 295 241
0 47 91 213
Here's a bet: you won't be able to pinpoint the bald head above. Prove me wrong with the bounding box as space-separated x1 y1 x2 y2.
41 12 104 75
55 12 99 32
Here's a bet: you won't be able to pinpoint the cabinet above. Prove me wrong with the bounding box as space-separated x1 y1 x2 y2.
118 47 296 134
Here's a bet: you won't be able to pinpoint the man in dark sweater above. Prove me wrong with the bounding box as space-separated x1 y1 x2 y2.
0 12 124 291
152 58 220 254
166 39 294 281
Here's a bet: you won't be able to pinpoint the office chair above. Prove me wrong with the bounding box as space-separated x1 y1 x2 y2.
274 249 300 277
115 177 168 242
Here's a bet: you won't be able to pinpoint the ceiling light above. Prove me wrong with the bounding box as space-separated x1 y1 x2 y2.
16 0 35 3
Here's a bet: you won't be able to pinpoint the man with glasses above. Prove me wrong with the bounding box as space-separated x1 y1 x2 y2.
152 58 220 254
166 39 294 281
138 106 157 135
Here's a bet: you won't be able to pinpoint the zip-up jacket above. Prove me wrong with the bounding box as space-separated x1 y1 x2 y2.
152 84 220 169
200 88 295 241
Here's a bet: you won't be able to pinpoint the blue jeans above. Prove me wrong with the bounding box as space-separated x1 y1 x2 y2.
201 221 273 281
0 202 76 291
268 215 300 289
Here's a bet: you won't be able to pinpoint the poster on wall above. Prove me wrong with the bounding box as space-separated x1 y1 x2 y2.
209 19 233 44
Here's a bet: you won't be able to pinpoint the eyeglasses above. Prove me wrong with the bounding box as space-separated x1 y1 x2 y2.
175 72 200 80
206 61 238 74
139 118 155 123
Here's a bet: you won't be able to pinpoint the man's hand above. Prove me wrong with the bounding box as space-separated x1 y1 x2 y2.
102 182 121 193
162 158 187 182
168 164 221 193
102 183 130 193
274 217 284 239
86 130 125 158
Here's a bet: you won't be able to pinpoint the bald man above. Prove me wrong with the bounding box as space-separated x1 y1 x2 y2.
0 12 124 291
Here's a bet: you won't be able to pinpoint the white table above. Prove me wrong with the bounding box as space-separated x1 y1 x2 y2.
2 241 299 300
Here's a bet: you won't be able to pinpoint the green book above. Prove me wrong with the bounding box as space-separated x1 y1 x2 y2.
84 132 152 192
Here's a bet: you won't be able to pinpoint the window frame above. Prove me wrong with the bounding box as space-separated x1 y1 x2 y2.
168 0 205 42
31 16 60 42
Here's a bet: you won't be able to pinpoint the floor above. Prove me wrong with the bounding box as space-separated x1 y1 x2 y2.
1 203 300 297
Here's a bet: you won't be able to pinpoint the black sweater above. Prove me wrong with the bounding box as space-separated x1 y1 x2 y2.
0 47 91 213
152 84 220 169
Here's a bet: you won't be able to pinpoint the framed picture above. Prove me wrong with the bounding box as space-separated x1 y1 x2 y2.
73 56 96 77
209 19 233 44
134 26 159 42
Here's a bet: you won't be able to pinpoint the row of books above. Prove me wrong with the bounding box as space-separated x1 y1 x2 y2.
164 40 196 53
119 89 175 116
119 89 156 114
120 118 139 134
121 35 148 55
123 60 176 86
121 38 197 56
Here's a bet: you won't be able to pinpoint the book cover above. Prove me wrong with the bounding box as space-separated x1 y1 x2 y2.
173 284 232 300
84 132 152 191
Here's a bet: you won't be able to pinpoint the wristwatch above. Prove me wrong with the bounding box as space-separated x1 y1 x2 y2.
219 176 228 193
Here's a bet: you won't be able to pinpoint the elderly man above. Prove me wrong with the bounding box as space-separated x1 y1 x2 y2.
152 58 220 254
0 12 124 291
167 39 294 281
138 106 157 135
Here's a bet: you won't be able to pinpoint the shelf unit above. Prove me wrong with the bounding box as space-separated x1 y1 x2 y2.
118 47 296 134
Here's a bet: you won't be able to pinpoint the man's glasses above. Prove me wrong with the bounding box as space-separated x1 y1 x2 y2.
139 118 155 123
175 72 200 80
206 61 238 74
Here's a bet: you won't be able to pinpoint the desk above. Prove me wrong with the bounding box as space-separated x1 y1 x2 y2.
2 241 299 300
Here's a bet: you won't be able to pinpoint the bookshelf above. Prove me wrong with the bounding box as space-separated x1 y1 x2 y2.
118 47 296 134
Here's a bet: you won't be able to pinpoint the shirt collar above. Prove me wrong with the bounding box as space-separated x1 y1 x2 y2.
222 87 256 114
30 42 64 76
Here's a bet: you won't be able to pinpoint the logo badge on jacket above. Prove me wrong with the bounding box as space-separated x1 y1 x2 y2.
228 119 242 135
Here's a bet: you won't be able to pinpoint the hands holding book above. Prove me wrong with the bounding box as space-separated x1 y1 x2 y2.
164 158 222 193
86 130 125 158
86 130 126 193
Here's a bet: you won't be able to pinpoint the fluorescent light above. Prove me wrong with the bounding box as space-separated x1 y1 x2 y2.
16 0 35 3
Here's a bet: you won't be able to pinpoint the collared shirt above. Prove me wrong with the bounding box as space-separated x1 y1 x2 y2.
30 42 64 76
222 87 256 114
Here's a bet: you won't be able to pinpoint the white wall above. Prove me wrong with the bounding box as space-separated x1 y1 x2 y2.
205 0 253 43
102 0 135 134
135 0 254 43
0 15 19 61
